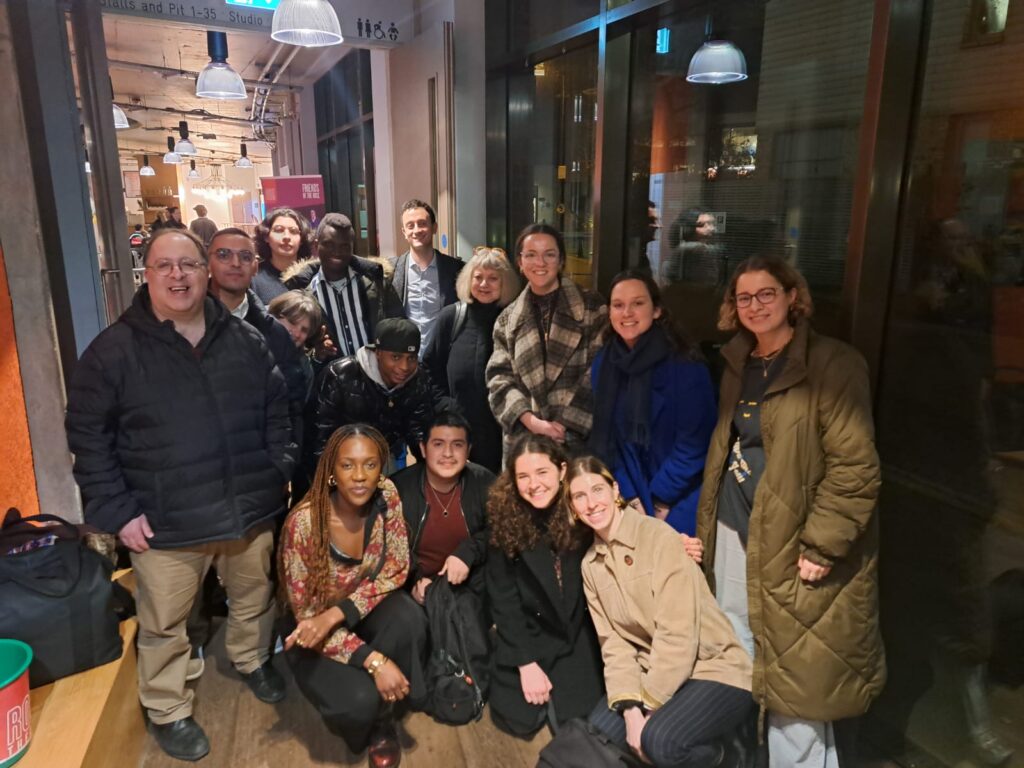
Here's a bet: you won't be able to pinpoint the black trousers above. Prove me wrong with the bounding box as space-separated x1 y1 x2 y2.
589 679 752 768
286 591 428 752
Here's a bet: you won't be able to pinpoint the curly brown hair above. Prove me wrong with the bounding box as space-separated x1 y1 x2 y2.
278 423 391 615
717 255 814 333
488 434 589 557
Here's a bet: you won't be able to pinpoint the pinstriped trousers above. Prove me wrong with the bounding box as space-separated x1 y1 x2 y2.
589 679 752 767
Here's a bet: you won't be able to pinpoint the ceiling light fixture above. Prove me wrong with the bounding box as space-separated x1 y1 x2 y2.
140 155 156 176
187 159 201 180
163 136 182 164
272 0 344 47
686 17 748 85
174 120 197 155
111 78 130 129
235 143 253 168
196 31 248 100
194 165 245 201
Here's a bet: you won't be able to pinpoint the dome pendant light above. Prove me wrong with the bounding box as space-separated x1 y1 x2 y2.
111 78 130 129
163 136 182 164
174 120 197 156
686 17 748 85
272 0 344 47
196 31 248 100
187 159 201 180
235 143 254 168
140 155 156 176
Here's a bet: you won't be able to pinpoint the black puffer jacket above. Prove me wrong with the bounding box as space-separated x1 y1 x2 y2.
313 348 436 465
65 287 297 548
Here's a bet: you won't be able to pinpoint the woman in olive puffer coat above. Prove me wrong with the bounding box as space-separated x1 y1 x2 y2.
695 256 884 768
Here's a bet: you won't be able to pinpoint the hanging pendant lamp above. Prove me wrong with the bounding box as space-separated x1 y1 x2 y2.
235 143 254 168
196 31 248 100
272 0 343 47
187 159 201 180
111 78 130 129
174 121 197 155
686 18 747 84
163 136 182 164
140 155 156 176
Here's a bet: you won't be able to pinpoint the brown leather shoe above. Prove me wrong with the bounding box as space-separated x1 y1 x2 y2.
367 720 401 768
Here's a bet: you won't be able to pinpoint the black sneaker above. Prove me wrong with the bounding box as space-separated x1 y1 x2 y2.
240 661 286 704
149 716 210 762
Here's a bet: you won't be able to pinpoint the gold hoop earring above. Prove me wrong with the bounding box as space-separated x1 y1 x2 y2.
328 475 337 488
616 496 627 510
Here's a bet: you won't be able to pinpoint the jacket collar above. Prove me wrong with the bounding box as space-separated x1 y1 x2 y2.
123 285 229 349
720 319 812 396
585 505 640 563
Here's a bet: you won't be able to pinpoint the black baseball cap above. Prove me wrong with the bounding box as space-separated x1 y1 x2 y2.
371 318 420 354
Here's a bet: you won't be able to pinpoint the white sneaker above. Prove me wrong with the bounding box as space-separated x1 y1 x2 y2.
186 648 205 682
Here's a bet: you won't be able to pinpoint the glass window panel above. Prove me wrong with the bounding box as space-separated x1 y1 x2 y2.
622 0 872 343
510 0 600 49
872 1 1024 764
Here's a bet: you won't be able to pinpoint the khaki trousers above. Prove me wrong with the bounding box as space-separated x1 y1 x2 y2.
130 526 276 724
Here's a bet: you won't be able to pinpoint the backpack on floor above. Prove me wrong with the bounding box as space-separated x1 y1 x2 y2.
422 576 489 724
537 717 639 768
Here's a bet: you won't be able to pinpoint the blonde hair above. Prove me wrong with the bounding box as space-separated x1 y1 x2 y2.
717 255 814 333
456 247 521 306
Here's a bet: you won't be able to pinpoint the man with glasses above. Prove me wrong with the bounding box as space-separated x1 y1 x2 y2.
387 199 463 357
65 228 297 762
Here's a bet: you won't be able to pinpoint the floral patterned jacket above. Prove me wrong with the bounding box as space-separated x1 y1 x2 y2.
280 478 410 665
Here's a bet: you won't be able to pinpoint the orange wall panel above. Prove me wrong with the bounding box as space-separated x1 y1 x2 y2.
0 242 40 517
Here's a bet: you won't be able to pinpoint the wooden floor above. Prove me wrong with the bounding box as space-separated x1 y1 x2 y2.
139 620 551 768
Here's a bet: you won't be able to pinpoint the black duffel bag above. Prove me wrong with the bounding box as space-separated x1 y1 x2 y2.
0 510 123 687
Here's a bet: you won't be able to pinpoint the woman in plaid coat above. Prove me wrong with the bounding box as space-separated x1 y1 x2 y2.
486 224 608 458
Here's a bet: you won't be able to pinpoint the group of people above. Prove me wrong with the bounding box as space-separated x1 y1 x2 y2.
65 199 884 768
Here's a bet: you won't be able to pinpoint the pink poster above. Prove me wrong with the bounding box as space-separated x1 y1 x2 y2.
260 175 327 228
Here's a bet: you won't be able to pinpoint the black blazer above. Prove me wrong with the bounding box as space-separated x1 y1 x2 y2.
387 249 463 309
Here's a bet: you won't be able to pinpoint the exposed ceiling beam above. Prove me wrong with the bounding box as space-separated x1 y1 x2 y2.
106 58 303 92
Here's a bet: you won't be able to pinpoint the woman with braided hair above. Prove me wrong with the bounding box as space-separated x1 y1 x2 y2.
279 423 426 768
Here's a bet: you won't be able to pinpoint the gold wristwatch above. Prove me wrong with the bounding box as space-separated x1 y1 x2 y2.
366 654 389 677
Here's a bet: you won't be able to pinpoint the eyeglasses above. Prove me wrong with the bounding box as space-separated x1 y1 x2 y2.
520 250 559 263
212 248 257 264
734 287 779 308
146 259 206 276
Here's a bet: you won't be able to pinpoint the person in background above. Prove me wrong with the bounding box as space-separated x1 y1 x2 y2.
280 423 426 768
696 255 884 767
569 455 752 768
387 199 463 357
252 207 313 304
189 204 218 247
487 224 607 455
65 228 296 762
422 246 520 472
285 213 404 364
485 434 603 736
313 317 434 471
662 208 720 285
589 270 715 542
391 412 495 609
165 206 188 231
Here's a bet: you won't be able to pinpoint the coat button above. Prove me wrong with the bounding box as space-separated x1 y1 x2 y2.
624 555 633 566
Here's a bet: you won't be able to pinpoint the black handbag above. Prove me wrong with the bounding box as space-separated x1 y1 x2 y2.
0 511 123 687
536 714 640 768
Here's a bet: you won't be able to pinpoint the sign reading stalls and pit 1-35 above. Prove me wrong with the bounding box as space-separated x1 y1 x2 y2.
99 0 412 46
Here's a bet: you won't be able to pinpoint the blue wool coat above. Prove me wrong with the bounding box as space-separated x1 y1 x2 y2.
591 349 716 535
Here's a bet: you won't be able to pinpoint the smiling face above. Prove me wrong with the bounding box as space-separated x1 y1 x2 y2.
421 426 470 487
331 435 383 512
734 269 795 339
569 472 621 540
317 224 355 282
207 233 257 295
268 215 301 264
145 232 208 321
401 207 437 252
609 278 661 349
514 452 566 510
519 233 562 296
375 349 418 389
470 267 502 304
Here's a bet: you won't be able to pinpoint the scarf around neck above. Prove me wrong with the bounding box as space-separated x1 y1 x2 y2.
590 324 673 464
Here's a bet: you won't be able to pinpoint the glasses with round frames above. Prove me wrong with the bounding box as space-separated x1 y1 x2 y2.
734 287 780 308
146 259 206 276
212 248 257 264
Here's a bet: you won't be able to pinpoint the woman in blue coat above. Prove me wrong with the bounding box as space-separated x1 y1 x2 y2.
589 270 716 542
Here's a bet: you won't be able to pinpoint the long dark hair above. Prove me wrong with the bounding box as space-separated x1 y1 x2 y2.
278 424 390 614
256 207 313 264
488 433 587 557
606 269 700 359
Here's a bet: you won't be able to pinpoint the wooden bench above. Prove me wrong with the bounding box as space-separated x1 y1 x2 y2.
19 572 145 768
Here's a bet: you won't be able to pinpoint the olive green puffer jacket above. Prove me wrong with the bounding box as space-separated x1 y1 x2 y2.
695 321 886 721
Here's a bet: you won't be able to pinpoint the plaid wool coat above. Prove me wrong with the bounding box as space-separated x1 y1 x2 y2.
486 277 608 447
